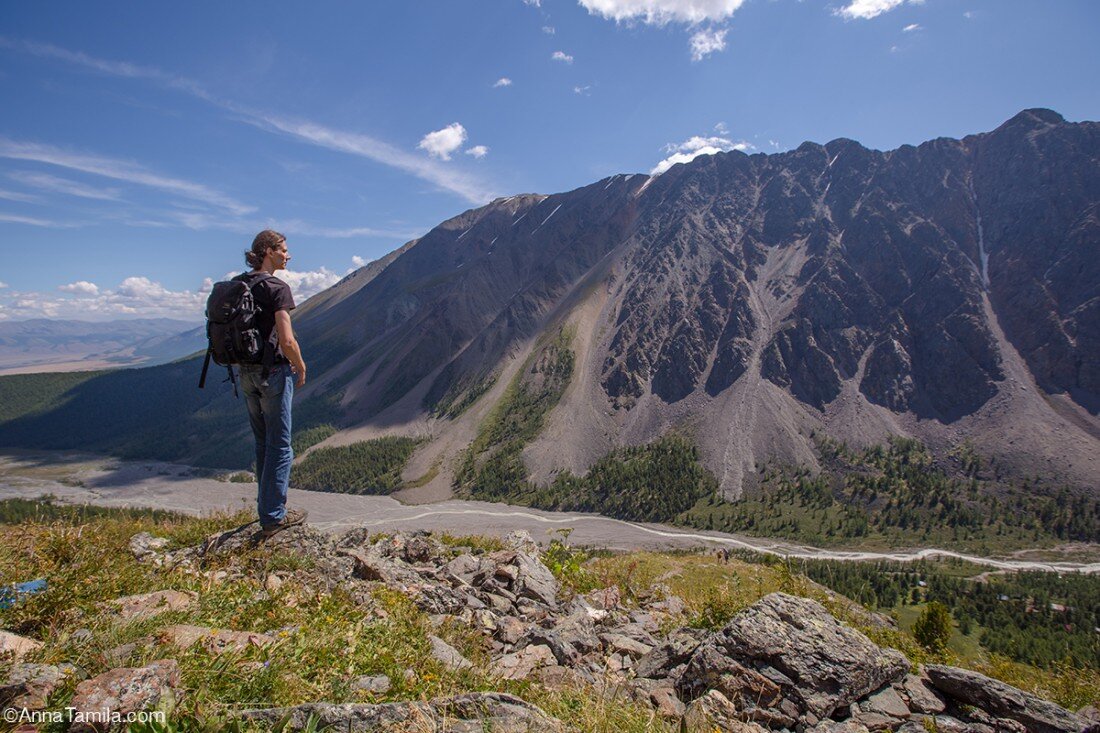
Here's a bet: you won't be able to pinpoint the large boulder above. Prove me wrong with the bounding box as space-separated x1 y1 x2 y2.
242 691 564 732
104 590 197 620
681 593 909 719
925 664 1084 733
67 659 180 733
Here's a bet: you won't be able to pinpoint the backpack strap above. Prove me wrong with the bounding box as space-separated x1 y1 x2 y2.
198 346 212 389
237 272 280 382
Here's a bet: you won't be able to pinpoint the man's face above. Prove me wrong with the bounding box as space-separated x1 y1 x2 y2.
269 242 291 270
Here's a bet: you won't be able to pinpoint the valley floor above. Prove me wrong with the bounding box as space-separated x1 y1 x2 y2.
1 450 1098 571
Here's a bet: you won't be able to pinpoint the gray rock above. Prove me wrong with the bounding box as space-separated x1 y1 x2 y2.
925 715 995 733
683 593 909 719
634 630 704 679
351 675 391 694
1 662 78 710
861 685 910 719
428 635 473 671
242 691 564 732
128 532 170 561
105 590 197 620
68 659 180 733
925 664 1084 733
809 722 871 733
683 690 770 732
491 645 555 681
897 672 947 714
518 628 580 666
598 632 653 659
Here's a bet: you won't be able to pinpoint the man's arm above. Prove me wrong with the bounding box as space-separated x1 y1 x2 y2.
275 310 306 387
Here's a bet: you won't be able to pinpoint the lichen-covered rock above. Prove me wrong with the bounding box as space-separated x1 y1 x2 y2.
242 691 564 732
1 662 78 710
925 664 1083 733
896 671 946 714
128 532 170 562
67 659 180 733
491 645 555 681
634 630 704 680
681 593 909 718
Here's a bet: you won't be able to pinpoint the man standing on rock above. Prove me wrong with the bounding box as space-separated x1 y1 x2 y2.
239 230 308 537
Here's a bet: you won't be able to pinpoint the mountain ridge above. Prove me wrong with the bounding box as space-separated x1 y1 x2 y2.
0 108 1096 507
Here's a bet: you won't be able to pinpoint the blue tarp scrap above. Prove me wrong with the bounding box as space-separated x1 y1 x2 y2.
0 578 47 609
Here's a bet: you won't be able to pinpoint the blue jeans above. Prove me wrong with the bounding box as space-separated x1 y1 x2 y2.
240 363 294 527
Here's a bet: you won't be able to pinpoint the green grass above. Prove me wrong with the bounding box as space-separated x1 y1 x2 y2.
0 502 675 732
291 436 424 494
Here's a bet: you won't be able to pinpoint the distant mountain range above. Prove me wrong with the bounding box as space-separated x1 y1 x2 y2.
1 109 1096 507
0 318 204 375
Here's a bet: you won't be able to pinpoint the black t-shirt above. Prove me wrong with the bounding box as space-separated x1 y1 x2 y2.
239 272 295 363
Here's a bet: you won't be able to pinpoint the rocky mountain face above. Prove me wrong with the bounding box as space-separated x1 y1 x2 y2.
287 108 1099 496
0 109 1096 498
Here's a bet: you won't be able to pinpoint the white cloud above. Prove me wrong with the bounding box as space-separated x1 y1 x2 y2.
254 114 497 203
651 134 753 175
902 23 921 31
552 51 574 64
689 27 728 61
351 255 367 268
0 188 42 204
543 25 556 34
0 266 352 321
9 170 122 201
465 145 489 159
417 123 468 161
59 281 99 295
2 38 499 206
0 212 78 228
578 0 746 25
574 85 592 95
835 0 923 20
523 0 540 6
0 138 253 215
493 77 513 88
714 122 729 135
963 10 975 19
0 281 8 289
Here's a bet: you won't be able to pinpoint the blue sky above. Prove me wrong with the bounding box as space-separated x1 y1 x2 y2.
0 0 1097 322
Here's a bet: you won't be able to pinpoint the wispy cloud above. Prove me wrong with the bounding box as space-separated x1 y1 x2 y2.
552 51 574 64
9 170 122 201
689 27 728 61
465 145 489 159
0 188 42 204
0 138 253 215
0 212 80 228
542 25 556 34
835 0 924 20
902 23 921 31
573 85 592 96
652 134 753 175
2 37 498 205
493 77 513 88
246 114 496 203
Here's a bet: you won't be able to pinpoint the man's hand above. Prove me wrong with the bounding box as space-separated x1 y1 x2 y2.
275 310 306 388
291 361 307 388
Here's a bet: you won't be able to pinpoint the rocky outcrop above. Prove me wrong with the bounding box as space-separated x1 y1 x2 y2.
242 692 565 732
679 593 909 720
0 662 77 710
925 664 1084 733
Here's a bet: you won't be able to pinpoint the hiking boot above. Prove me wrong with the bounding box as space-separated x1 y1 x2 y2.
259 508 309 538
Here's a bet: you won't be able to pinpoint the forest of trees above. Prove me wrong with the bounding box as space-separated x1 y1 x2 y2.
292 436 422 494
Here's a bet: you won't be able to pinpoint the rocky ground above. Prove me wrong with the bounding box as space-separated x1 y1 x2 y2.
2 520 1096 732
